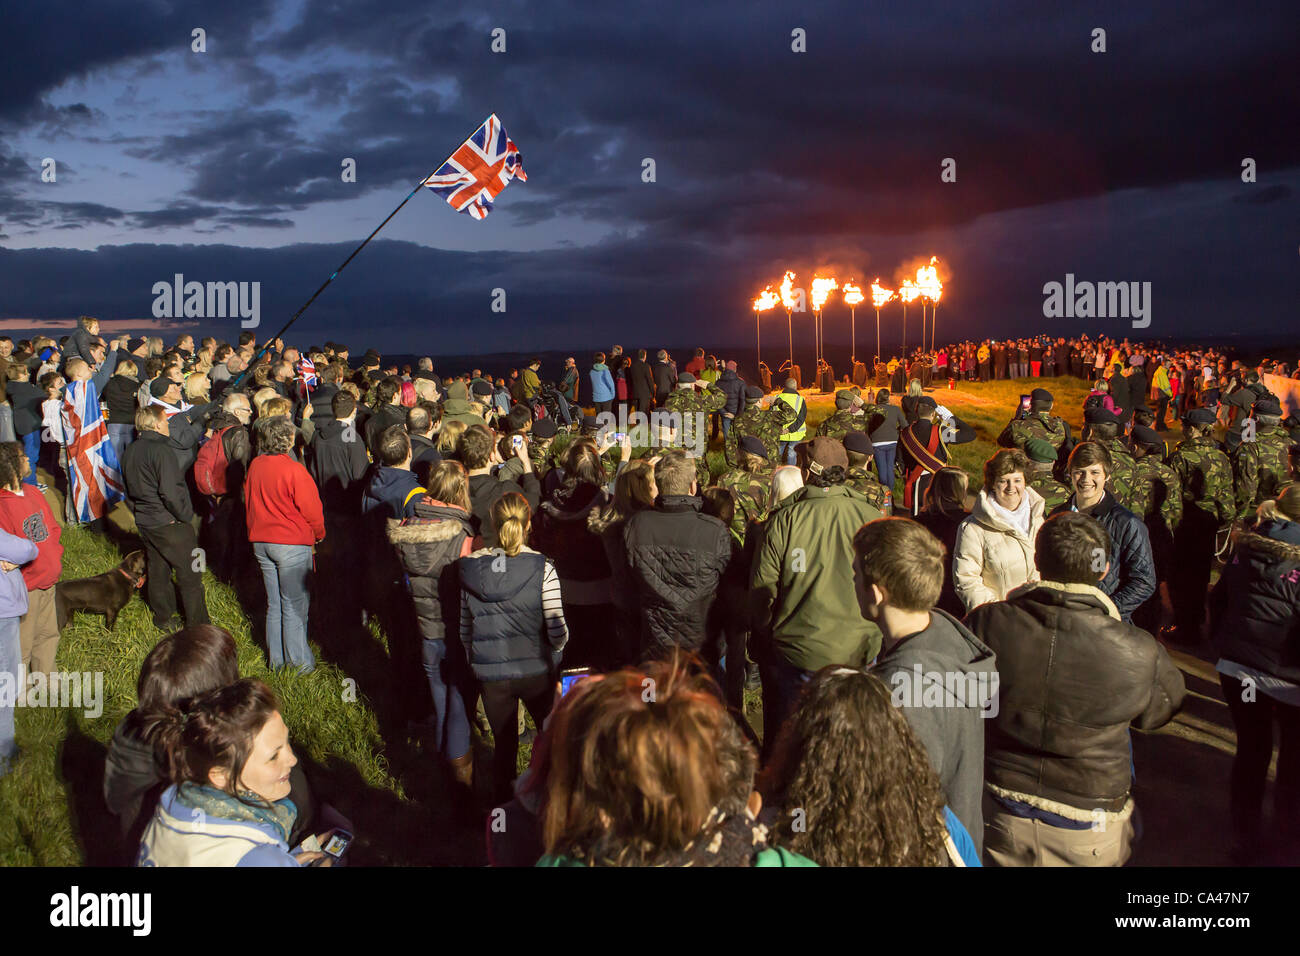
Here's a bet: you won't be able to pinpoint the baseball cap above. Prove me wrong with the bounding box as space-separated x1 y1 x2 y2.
149 376 176 398
799 436 848 473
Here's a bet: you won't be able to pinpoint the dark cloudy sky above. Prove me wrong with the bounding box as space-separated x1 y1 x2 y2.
0 0 1296 356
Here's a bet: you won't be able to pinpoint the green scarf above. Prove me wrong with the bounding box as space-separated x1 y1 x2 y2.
177 781 297 843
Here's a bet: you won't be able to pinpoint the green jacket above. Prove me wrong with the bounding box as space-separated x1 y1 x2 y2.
750 484 883 670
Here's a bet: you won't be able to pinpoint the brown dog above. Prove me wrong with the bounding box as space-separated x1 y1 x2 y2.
56 550 147 630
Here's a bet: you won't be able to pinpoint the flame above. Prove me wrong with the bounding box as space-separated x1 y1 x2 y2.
870 278 896 309
752 286 780 312
915 256 943 303
779 271 797 310
899 278 921 304
842 281 864 306
810 275 838 312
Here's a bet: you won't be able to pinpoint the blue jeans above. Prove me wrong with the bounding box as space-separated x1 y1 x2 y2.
421 639 471 760
0 617 20 777
759 656 815 760
873 441 898 487
20 431 39 487
781 440 799 466
253 542 315 673
107 424 133 469
721 416 733 437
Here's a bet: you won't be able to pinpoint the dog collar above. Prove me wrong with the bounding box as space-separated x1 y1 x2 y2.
118 567 145 589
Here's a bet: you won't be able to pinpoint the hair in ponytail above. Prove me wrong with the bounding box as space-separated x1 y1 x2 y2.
146 678 280 801
1257 484 1300 525
492 492 531 557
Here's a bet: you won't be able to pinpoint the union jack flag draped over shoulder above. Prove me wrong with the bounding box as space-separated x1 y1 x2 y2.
62 379 125 522
422 114 526 220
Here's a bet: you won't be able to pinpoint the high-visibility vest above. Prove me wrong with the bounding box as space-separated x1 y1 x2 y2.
776 391 807 442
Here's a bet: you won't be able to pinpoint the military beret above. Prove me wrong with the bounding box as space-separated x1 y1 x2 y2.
835 389 855 409
471 380 493 396
744 385 764 400
739 435 769 459
1130 424 1163 448
677 371 696 384
1084 406 1120 425
1254 398 1283 416
843 431 873 455
1030 388 1053 404
1025 438 1058 463
1183 408 1216 426
581 414 600 431
531 418 557 439
917 396 938 410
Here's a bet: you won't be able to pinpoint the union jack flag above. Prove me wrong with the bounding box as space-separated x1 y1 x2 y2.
422 114 526 220
296 356 318 401
62 380 125 522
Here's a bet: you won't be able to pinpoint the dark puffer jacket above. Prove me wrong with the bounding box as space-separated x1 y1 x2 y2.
1210 520 1300 682
459 548 564 682
623 495 731 656
1051 492 1156 621
965 580 1186 812
387 498 475 644
717 368 746 417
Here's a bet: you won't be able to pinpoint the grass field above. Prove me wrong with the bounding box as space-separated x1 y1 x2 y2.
0 375 1108 866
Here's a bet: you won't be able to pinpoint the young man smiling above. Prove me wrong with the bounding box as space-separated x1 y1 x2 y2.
1050 441 1155 623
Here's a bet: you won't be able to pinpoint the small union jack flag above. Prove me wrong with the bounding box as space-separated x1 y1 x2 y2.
423 114 526 220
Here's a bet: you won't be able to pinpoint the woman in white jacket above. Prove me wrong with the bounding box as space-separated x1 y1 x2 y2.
953 449 1046 612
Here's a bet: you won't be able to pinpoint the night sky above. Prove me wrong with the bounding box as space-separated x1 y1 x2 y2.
0 0 1296 355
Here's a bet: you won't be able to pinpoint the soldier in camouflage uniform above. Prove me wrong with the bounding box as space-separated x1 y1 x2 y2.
724 385 795 468
843 431 891 513
712 435 775 545
1024 437 1070 512
1167 408 1236 645
661 372 726 456
528 418 559 479
998 387 1071 453
1231 398 1292 518
1128 424 1182 635
817 388 868 440
1081 406 1137 511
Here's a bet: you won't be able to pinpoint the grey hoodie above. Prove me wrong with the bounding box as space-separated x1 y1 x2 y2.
870 609 998 852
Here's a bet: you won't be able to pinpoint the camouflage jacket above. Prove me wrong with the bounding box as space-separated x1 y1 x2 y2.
817 408 868 440
1101 437 1139 512
724 400 795 468
1131 455 1183 533
715 466 773 543
1000 412 1069 451
663 383 726 454
1169 436 1235 525
1028 468 1071 513
1232 424 1291 518
845 468 890 512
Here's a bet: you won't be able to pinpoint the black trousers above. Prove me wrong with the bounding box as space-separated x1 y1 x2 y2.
139 520 209 627
1170 510 1217 640
480 673 555 800
1219 675 1300 849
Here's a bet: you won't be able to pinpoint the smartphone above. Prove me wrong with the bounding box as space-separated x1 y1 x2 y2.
321 829 352 860
510 434 524 450
612 432 627 442
560 667 592 696
1019 394 1032 415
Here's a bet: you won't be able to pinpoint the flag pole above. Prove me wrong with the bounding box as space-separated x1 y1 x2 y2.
231 179 426 386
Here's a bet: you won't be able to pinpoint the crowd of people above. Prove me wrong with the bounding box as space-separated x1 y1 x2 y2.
1 318 1298 867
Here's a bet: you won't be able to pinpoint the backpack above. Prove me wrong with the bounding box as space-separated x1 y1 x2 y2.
194 426 233 496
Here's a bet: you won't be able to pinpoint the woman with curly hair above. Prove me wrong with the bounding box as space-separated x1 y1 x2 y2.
538 653 815 867
761 667 980 866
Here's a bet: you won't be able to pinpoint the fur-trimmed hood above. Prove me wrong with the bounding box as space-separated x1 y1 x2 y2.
1238 522 1300 565
386 499 473 544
